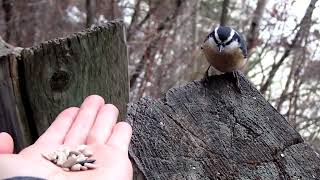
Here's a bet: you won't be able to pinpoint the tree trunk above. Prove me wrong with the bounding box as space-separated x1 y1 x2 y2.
129 0 184 97
127 74 320 179
0 21 128 151
2 0 14 43
220 0 230 26
246 0 268 52
86 0 96 28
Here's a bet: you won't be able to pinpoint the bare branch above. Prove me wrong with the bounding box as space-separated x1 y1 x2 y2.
130 0 185 93
259 0 318 94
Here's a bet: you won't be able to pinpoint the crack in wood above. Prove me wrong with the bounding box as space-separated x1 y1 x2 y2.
128 72 320 180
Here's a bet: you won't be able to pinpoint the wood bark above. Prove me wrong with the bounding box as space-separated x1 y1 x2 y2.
127 73 320 179
0 21 128 150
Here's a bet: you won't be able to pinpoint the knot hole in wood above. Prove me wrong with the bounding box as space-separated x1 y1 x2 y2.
50 70 71 92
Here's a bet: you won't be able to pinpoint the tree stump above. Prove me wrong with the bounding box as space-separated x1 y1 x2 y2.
0 21 129 151
0 37 27 151
127 74 320 179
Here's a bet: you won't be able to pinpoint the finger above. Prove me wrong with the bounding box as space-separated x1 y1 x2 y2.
0 132 14 154
64 95 105 146
86 104 118 144
106 122 132 153
35 107 79 145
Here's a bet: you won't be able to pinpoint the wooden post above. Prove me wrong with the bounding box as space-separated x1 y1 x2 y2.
127 74 320 179
0 21 129 151
0 38 29 151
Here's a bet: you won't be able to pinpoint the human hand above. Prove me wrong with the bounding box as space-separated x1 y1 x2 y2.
0 132 14 154
0 95 132 180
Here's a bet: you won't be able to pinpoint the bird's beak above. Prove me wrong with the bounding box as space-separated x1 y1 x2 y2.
218 45 224 52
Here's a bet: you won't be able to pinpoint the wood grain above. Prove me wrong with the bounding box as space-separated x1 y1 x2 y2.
19 22 129 136
0 21 128 150
127 73 320 179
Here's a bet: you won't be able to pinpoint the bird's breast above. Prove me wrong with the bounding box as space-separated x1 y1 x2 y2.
203 48 246 72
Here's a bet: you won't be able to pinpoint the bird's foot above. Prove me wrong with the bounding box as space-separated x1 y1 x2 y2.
231 70 243 94
201 65 211 86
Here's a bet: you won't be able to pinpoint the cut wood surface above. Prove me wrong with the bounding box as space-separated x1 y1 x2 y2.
127 74 320 179
0 21 129 150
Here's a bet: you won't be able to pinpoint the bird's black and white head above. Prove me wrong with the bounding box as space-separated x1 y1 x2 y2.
201 26 248 73
201 26 247 57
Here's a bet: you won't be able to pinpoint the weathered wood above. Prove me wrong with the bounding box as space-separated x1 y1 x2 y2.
127 73 320 179
0 39 29 151
19 22 128 136
0 21 129 150
0 55 27 152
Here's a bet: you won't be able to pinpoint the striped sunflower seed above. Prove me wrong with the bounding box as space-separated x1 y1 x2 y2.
84 163 97 169
70 164 82 171
62 156 78 168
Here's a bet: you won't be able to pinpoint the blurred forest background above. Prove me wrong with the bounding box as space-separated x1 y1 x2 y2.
1 0 320 151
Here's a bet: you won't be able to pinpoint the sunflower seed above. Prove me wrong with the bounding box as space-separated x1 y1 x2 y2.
82 149 93 157
84 163 97 169
70 154 77 159
42 152 56 161
69 150 81 157
56 151 68 166
76 154 87 162
70 164 82 171
62 168 70 172
80 166 88 171
62 147 70 156
62 156 78 168
78 159 96 166
52 158 58 164
42 144 97 171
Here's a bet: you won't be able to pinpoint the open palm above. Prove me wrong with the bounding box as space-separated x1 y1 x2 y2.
0 95 132 180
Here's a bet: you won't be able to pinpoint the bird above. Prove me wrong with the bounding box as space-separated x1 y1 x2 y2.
200 26 247 92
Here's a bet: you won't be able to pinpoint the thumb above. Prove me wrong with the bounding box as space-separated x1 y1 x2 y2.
0 132 14 154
